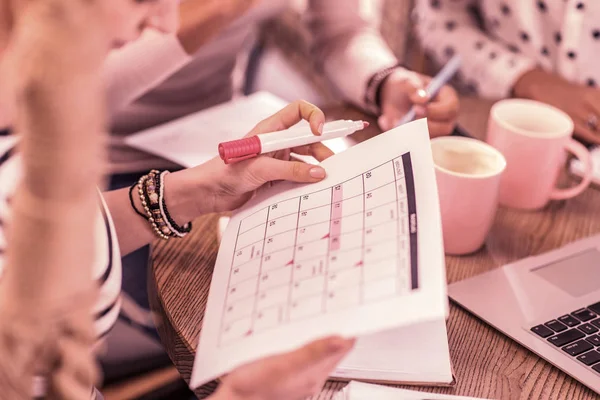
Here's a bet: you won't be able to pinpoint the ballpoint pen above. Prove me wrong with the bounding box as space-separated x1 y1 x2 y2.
395 55 462 127
218 119 368 164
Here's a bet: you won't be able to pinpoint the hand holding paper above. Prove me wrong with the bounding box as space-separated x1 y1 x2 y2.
191 118 447 388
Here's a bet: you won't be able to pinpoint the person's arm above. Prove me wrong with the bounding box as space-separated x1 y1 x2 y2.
415 0 537 99
103 30 192 113
305 0 400 110
305 0 459 137
0 0 108 397
104 0 257 113
103 100 333 256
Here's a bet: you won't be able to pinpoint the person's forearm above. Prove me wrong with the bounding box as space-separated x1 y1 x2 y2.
307 0 398 108
415 0 537 99
103 168 215 256
104 0 254 113
104 31 191 113
0 0 108 397
512 67 557 99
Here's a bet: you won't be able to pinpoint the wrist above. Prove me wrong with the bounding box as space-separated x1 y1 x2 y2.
162 169 216 225
364 64 401 115
511 67 551 99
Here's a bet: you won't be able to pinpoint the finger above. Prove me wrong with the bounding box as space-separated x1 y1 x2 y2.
403 75 431 106
148 0 180 34
310 344 355 381
310 143 334 162
379 96 409 131
378 112 398 132
293 142 334 162
427 120 456 138
313 338 356 372
574 121 600 145
249 100 326 137
286 336 354 371
295 346 356 395
423 85 460 122
379 78 429 131
251 157 327 183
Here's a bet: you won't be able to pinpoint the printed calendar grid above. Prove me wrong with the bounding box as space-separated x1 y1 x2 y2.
232 216 405 271
219 153 418 346
237 185 404 237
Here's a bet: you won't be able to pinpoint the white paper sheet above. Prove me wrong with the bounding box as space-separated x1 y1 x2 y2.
331 319 453 384
124 91 352 167
190 119 448 388
339 381 492 400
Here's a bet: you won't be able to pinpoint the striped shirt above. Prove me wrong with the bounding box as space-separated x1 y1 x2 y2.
0 135 122 398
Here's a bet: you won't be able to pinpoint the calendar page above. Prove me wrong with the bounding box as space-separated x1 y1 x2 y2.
190 119 448 388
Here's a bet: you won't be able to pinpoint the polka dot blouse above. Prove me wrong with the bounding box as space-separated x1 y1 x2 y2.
415 0 600 98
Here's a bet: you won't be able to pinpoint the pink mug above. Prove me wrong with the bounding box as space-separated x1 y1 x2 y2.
487 99 593 210
432 136 507 255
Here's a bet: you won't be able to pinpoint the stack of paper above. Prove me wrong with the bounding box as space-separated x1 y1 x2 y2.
338 381 491 400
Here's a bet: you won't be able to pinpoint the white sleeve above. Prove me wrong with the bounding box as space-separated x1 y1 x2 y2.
103 30 193 114
307 0 402 110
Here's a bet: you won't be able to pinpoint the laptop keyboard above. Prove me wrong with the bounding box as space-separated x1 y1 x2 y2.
531 301 600 373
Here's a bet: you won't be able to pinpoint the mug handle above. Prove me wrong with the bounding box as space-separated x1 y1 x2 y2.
549 139 593 200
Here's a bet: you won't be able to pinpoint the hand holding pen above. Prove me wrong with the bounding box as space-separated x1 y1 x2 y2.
378 55 461 137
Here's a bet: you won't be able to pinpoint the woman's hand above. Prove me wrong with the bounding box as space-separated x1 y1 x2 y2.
212 336 355 400
378 69 459 137
179 100 335 217
512 67 600 144
109 100 334 254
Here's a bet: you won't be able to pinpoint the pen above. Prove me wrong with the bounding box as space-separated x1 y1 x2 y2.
395 55 462 127
218 119 368 164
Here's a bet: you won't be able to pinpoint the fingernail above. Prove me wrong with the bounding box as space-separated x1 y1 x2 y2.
318 123 324 135
417 88 428 99
309 167 326 179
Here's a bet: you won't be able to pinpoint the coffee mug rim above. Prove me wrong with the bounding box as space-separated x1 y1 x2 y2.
490 98 574 140
431 136 507 180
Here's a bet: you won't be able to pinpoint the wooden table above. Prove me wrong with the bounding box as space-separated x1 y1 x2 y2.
149 98 600 400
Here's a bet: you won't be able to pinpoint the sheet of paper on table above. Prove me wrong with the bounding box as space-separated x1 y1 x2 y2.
124 91 352 168
336 381 491 400
190 118 449 388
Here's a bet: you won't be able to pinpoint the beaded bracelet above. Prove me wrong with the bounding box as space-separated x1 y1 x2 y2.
129 182 147 219
158 171 192 238
364 64 402 115
131 170 193 240
137 170 171 240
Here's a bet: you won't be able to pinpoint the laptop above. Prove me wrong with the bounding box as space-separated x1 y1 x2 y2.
448 234 600 395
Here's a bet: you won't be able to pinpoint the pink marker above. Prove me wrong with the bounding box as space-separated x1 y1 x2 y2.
218 120 368 164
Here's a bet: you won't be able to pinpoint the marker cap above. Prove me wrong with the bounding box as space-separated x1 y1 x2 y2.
218 136 262 164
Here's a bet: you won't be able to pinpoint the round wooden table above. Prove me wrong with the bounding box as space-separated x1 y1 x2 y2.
149 98 600 399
